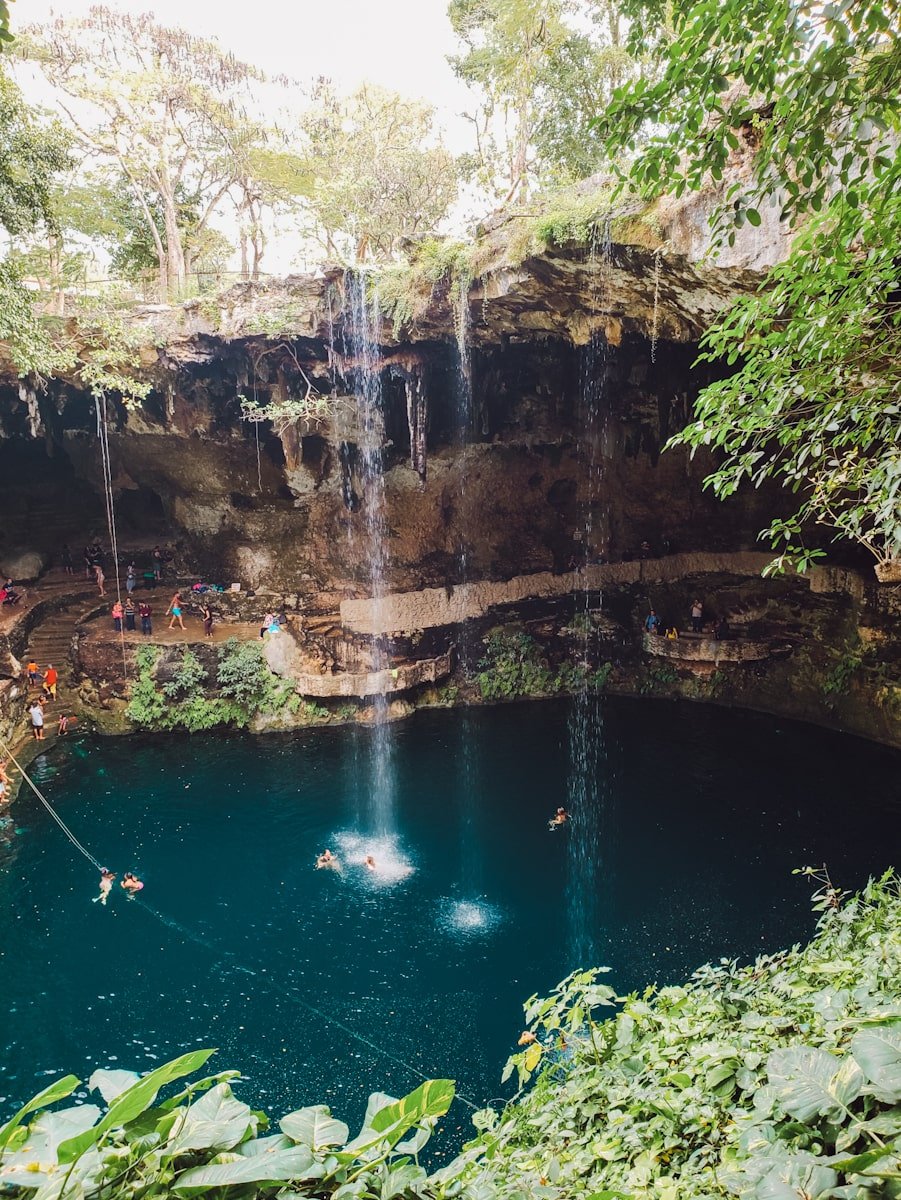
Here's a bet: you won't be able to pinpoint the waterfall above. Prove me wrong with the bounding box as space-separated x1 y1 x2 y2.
452 274 483 899
565 220 616 967
342 271 396 839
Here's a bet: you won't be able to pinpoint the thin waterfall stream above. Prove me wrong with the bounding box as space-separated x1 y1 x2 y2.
565 221 617 966
342 272 398 847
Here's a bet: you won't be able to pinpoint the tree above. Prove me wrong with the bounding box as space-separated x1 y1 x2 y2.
448 0 642 200
0 64 72 369
21 8 272 295
601 0 901 574
296 81 458 262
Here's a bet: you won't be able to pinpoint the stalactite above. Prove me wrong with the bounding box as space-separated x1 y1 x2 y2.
405 368 427 482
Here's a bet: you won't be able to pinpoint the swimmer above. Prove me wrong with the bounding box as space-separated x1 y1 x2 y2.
94 868 116 905
364 854 376 871
548 806 570 829
121 872 144 895
316 849 337 869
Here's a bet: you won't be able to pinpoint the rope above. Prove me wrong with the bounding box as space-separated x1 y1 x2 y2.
95 395 130 682
0 739 104 872
135 897 482 1112
2 748 483 1112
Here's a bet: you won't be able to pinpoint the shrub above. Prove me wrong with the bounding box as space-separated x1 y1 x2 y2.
476 631 554 700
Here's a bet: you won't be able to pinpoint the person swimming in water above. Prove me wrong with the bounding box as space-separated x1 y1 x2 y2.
548 806 570 829
121 872 144 895
316 849 337 869
363 854 376 871
94 868 116 904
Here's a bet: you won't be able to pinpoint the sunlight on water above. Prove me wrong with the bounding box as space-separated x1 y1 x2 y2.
332 830 414 886
438 897 504 939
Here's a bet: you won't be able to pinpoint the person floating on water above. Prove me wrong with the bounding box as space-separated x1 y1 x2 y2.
364 854 376 871
548 806 570 829
94 868 116 905
316 849 337 869
121 872 144 895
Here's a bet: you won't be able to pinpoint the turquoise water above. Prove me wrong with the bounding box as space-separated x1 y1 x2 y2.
1 698 898 1135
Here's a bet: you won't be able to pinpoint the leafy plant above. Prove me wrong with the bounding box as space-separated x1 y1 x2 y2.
126 641 296 732
475 630 554 700
599 0 901 574
0 1052 455 1200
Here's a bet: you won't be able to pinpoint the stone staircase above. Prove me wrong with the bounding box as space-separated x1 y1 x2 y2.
22 592 100 722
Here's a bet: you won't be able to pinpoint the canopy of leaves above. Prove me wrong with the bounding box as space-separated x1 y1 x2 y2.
449 0 643 197
297 81 458 262
20 7 270 292
600 0 901 571
0 66 69 235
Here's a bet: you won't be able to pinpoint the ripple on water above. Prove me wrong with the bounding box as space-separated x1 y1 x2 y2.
331 830 415 886
437 897 504 940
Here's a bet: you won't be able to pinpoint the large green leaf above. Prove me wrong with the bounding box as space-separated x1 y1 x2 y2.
0 1076 80 1155
370 1080 455 1134
342 1081 454 1161
851 1025 901 1101
168 1084 256 1154
280 1105 349 1150
766 1047 863 1122
172 1144 317 1192
57 1049 215 1163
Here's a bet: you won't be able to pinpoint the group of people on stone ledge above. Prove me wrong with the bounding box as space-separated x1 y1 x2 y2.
645 598 730 641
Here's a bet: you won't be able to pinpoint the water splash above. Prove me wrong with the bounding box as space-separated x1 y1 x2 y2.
332 830 414 887
437 897 503 939
342 272 396 838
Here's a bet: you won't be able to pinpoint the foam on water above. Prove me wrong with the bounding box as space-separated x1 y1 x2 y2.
331 830 414 886
438 897 504 939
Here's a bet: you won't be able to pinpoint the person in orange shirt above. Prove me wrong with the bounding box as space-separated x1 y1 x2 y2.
26 660 39 686
43 664 59 700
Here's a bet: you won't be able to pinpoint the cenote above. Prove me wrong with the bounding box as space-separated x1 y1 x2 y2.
1 698 898 1135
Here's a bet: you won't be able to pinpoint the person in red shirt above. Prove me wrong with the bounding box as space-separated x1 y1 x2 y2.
43 664 59 700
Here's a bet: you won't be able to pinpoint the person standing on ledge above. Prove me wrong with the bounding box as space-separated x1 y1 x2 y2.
691 598 703 633
152 545 163 581
139 600 152 636
124 595 136 632
645 609 661 634
202 602 214 638
112 600 123 632
167 592 185 632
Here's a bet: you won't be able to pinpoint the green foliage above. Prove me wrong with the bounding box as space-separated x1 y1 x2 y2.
0 260 74 378
600 0 901 572
297 80 458 263
449 0 646 198
68 292 154 407
0 1051 454 1199
434 684 459 707
127 640 296 732
823 646 864 697
375 238 474 335
435 871 901 1200
0 66 71 237
476 630 555 699
640 662 680 693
